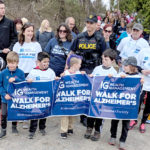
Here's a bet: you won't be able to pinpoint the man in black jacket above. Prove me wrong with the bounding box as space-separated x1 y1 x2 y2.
0 0 17 107
0 0 17 62
70 14 106 74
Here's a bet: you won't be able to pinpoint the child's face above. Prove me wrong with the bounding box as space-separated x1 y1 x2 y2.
38 58 49 70
102 55 113 68
7 62 18 71
72 59 82 71
123 65 130 73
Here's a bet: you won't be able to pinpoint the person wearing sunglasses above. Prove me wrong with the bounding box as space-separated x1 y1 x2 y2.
103 24 113 49
103 24 117 50
103 24 120 75
45 23 72 76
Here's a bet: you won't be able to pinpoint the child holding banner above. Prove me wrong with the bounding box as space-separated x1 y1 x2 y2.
0 51 25 139
109 56 141 150
84 49 117 141
129 47 150 133
60 54 83 139
26 52 56 139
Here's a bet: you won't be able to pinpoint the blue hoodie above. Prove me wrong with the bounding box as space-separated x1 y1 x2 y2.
0 68 25 103
116 31 128 46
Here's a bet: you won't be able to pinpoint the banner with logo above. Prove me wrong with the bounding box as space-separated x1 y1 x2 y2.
7 81 53 121
89 76 141 119
52 74 92 116
7 75 141 121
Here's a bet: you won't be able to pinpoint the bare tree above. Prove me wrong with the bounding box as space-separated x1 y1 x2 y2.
58 0 66 23
4 0 106 31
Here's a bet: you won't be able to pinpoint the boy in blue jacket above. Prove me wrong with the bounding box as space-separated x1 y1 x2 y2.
0 51 25 139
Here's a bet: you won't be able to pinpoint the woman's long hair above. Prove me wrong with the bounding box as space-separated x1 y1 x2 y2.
56 23 72 42
39 19 52 33
19 23 35 45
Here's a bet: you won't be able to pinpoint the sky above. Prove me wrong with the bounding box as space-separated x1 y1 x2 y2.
91 0 110 10
102 0 110 10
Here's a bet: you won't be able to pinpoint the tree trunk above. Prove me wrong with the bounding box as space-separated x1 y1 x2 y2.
58 0 66 24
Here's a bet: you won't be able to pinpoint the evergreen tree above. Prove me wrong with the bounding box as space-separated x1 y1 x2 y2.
119 0 150 33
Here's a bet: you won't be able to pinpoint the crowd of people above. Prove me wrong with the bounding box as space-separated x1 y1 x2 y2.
0 0 150 150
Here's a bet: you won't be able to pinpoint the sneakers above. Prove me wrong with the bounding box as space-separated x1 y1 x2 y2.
61 133 67 139
139 123 146 133
146 120 150 124
129 121 146 133
84 127 92 139
12 126 19 135
0 129 6 139
90 131 100 141
108 138 125 149
28 132 35 139
119 142 126 150
67 129 73 135
39 129 46 136
108 138 116 146
61 130 73 139
129 120 137 130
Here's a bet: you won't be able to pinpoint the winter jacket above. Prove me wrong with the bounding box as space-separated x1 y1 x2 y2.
0 16 18 60
0 67 25 103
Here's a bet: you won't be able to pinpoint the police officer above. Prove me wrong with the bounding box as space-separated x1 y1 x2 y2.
69 14 106 126
70 14 106 73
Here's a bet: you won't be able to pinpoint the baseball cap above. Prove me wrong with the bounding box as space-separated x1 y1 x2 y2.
86 14 97 23
122 56 137 66
132 23 143 31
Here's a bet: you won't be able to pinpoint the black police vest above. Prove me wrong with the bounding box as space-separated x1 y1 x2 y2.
76 32 102 69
